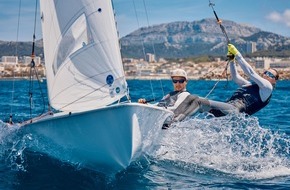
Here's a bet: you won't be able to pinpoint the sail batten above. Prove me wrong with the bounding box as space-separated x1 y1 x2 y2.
40 0 127 112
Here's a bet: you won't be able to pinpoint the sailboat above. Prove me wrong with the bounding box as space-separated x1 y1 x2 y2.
19 0 173 173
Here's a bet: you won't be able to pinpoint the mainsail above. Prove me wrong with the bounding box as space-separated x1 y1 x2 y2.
40 0 128 112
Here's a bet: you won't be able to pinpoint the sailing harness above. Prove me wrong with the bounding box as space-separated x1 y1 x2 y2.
227 83 272 115
157 90 187 108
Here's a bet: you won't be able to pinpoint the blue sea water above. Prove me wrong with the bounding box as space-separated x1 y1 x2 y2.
0 79 290 189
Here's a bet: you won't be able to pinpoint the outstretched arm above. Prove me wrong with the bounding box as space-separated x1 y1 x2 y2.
234 54 267 86
228 44 269 87
229 61 250 87
228 44 273 101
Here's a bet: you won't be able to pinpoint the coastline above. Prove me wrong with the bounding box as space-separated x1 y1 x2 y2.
1 76 289 81
1 59 290 80
0 77 45 81
125 76 228 80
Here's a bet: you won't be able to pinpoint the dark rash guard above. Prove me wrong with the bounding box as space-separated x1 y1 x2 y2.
227 83 271 115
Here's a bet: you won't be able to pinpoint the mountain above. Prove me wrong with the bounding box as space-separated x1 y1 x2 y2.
120 18 290 58
0 40 43 59
1 18 290 59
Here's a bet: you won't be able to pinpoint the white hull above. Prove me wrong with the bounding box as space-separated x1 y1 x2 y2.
21 103 172 173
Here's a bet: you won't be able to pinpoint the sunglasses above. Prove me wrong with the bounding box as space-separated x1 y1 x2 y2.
264 71 276 80
172 79 186 84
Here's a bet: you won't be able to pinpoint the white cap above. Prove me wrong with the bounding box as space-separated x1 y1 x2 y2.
171 69 187 80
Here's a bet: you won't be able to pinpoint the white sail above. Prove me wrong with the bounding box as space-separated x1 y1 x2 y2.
40 0 128 112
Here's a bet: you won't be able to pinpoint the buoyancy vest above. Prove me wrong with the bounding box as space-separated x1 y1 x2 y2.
226 83 272 115
157 90 186 108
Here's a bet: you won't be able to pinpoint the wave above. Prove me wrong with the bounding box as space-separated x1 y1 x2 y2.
148 113 290 180
2 112 290 181
0 121 26 171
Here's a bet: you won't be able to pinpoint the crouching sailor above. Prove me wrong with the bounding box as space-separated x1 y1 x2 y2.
138 68 191 129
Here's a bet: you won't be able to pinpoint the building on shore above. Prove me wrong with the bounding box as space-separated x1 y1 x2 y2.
1 56 18 64
246 42 257 54
1 55 290 80
0 55 45 78
146 53 156 63
123 56 290 80
255 57 290 69
23 56 41 65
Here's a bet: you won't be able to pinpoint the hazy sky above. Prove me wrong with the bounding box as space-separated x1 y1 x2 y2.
0 0 289 41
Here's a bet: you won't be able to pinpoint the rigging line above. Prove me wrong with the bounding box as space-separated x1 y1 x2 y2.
32 66 46 116
208 0 230 44
131 0 156 101
203 0 233 98
202 60 227 79
29 62 34 118
31 0 38 58
33 0 38 37
132 0 147 61
29 0 45 119
142 0 157 57
15 0 22 56
9 0 23 124
204 60 230 98
159 79 165 98
142 0 158 102
149 79 156 102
